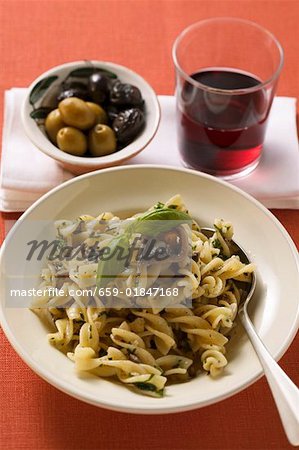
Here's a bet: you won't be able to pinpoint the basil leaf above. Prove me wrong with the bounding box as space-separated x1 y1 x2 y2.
29 76 58 105
131 208 191 236
96 207 191 289
132 220 187 237
96 233 130 289
136 207 191 222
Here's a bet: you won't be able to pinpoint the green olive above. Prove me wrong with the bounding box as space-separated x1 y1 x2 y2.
45 109 65 143
58 97 95 130
86 102 108 124
88 124 117 156
57 127 87 156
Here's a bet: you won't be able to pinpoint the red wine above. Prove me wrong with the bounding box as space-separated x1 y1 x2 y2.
177 69 271 176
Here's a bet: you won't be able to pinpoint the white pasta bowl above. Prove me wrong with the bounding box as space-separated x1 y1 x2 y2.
0 165 298 414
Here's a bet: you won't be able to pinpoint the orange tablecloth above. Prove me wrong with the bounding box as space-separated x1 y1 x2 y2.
0 1 298 449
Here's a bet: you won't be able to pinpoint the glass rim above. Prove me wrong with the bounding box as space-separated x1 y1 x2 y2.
172 17 284 95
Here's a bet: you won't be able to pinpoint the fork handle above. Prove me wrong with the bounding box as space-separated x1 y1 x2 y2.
240 311 299 446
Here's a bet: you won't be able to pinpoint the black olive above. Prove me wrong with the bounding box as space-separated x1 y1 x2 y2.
113 108 145 144
110 82 143 107
106 104 121 122
57 87 89 102
88 72 110 104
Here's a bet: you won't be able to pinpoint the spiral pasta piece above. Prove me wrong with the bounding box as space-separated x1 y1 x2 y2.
201 349 228 377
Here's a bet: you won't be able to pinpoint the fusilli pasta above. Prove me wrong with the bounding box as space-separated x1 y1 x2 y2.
32 195 254 397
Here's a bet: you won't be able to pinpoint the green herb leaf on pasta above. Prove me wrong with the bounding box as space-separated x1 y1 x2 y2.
96 206 191 288
96 233 130 289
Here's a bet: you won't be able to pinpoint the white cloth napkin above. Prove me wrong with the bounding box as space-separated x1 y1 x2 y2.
1 89 299 212
0 89 73 212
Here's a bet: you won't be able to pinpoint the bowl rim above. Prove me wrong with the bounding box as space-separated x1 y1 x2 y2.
1 164 299 414
21 61 161 168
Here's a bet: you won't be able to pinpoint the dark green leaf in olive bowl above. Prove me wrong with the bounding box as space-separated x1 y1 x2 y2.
29 76 58 105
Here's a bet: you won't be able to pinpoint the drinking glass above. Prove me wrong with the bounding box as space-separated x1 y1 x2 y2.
173 18 284 179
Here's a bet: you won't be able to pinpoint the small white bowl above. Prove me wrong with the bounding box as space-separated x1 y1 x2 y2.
22 61 160 174
0 166 298 413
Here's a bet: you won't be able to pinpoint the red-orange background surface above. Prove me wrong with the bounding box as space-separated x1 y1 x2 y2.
0 1 298 449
